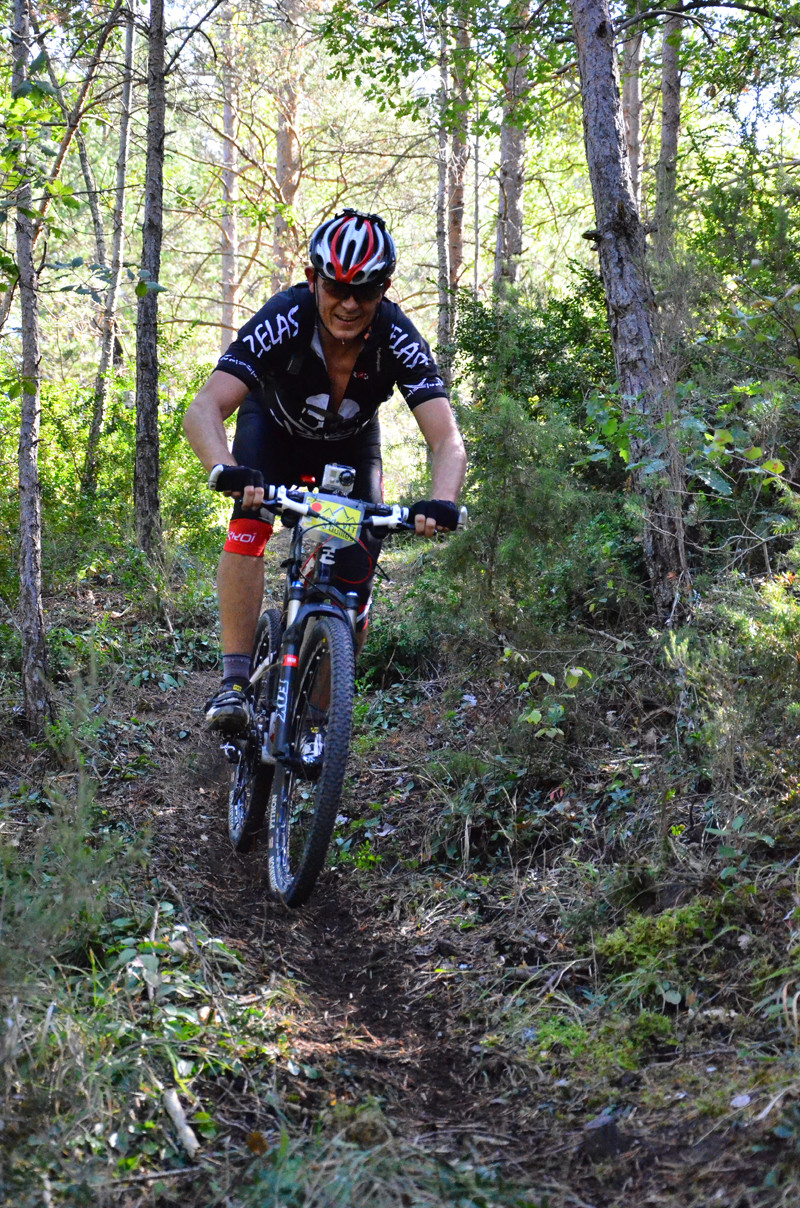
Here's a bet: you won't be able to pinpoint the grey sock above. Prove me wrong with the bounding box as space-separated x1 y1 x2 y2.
223 653 251 682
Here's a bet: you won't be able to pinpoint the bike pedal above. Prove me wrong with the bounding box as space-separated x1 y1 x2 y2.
221 741 242 765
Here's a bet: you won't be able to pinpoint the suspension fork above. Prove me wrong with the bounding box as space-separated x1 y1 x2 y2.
266 578 304 766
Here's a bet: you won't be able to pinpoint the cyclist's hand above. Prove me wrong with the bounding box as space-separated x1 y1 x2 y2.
408 498 459 537
209 463 266 509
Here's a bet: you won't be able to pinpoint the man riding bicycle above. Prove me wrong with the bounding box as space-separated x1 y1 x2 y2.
183 208 467 734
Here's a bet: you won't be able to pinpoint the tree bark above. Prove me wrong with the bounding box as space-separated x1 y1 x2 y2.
134 0 165 557
621 15 643 211
570 0 688 620
447 15 470 296
654 10 682 262
436 27 451 366
83 10 134 493
220 5 239 344
271 0 302 295
77 133 108 269
13 0 52 730
493 1 529 292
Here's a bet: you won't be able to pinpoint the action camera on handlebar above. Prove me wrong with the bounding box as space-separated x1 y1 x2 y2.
320 463 356 497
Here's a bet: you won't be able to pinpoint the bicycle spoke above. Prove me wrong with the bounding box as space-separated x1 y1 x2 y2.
267 614 354 907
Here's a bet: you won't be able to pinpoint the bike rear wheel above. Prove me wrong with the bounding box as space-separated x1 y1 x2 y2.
228 607 281 853
266 613 355 907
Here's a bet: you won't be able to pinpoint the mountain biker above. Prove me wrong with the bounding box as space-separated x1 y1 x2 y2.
183 208 466 734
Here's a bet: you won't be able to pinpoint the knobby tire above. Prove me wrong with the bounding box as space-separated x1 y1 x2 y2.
228 608 281 852
267 613 355 907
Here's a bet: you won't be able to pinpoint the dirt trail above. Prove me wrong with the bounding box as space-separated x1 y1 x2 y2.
99 663 789 1207
142 666 533 1170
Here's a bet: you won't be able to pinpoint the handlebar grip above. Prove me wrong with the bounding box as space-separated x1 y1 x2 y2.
457 506 468 530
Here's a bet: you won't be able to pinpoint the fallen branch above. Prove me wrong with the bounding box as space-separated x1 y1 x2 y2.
163 1089 201 1159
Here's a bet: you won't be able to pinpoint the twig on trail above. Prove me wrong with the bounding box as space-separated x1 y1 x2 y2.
112 1165 204 1185
163 1088 201 1158
755 1086 798 1121
504 958 590 989
415 1123 519 1145
145 901 160 1004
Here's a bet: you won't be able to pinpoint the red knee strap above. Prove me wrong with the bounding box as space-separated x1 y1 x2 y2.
223 517 273 556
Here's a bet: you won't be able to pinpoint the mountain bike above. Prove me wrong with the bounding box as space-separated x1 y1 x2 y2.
224 463 427 908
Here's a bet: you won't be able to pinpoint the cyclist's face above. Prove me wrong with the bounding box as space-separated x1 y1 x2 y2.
306 268 389 342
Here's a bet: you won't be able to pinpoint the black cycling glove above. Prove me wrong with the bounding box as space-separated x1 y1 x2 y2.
408 499 460 530
208 464 265 493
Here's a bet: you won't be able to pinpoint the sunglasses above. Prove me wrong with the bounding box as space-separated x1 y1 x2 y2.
318 277 386 303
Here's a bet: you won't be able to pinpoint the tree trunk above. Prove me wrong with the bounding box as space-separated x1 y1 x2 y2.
654 10 682 262
436 28 451 366
13 0 52 730
83 10 134 494
134 0 165 557
78 133 108 268
447 16 470 296
271 0 302 295
220 6 239 344
473 97 479 295
570 0 688 620
621 15 643 211
272 86 300 293
493 1 529 292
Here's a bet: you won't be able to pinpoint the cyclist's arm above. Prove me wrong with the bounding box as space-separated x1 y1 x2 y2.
183 370 264 507
411 396 467 537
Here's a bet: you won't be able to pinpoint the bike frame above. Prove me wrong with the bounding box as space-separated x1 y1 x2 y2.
223 471 465 902
247 501 363 776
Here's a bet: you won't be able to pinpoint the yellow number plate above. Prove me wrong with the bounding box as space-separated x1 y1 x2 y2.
302 496 363 542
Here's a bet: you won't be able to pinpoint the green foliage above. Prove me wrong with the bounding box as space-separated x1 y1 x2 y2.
594 900 724 1009
237 1130 537 1207
358 565 439 686
0 777 134 982
665 572 800 786
517 1009 678 1077
437 285 645 635
584 375 800 576
453 273 613 416
322 0 573 136
515 661 592 737
0 352 223 610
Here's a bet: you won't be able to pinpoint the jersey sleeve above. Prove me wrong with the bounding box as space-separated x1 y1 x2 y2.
387 310 448 409
215 287 306 391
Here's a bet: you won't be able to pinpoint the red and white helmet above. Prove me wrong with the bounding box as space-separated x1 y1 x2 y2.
309 209 396 286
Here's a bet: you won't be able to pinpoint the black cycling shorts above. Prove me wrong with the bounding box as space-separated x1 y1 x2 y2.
230 395 384 607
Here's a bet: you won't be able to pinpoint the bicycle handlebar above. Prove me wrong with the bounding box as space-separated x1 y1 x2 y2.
262 488 467 533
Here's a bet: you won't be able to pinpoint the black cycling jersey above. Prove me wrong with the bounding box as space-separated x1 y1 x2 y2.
216 282 447 442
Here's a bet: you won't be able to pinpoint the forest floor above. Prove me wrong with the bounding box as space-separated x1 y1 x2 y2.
3 546 800 1207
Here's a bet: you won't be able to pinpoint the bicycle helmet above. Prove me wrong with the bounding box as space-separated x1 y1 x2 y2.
308 209 396 286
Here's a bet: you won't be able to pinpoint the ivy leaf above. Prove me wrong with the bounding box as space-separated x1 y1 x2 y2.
136 280 168 296
694 468 733 496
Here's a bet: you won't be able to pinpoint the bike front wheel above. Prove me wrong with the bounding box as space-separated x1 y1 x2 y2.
228 607 281 853
266 613 355 907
